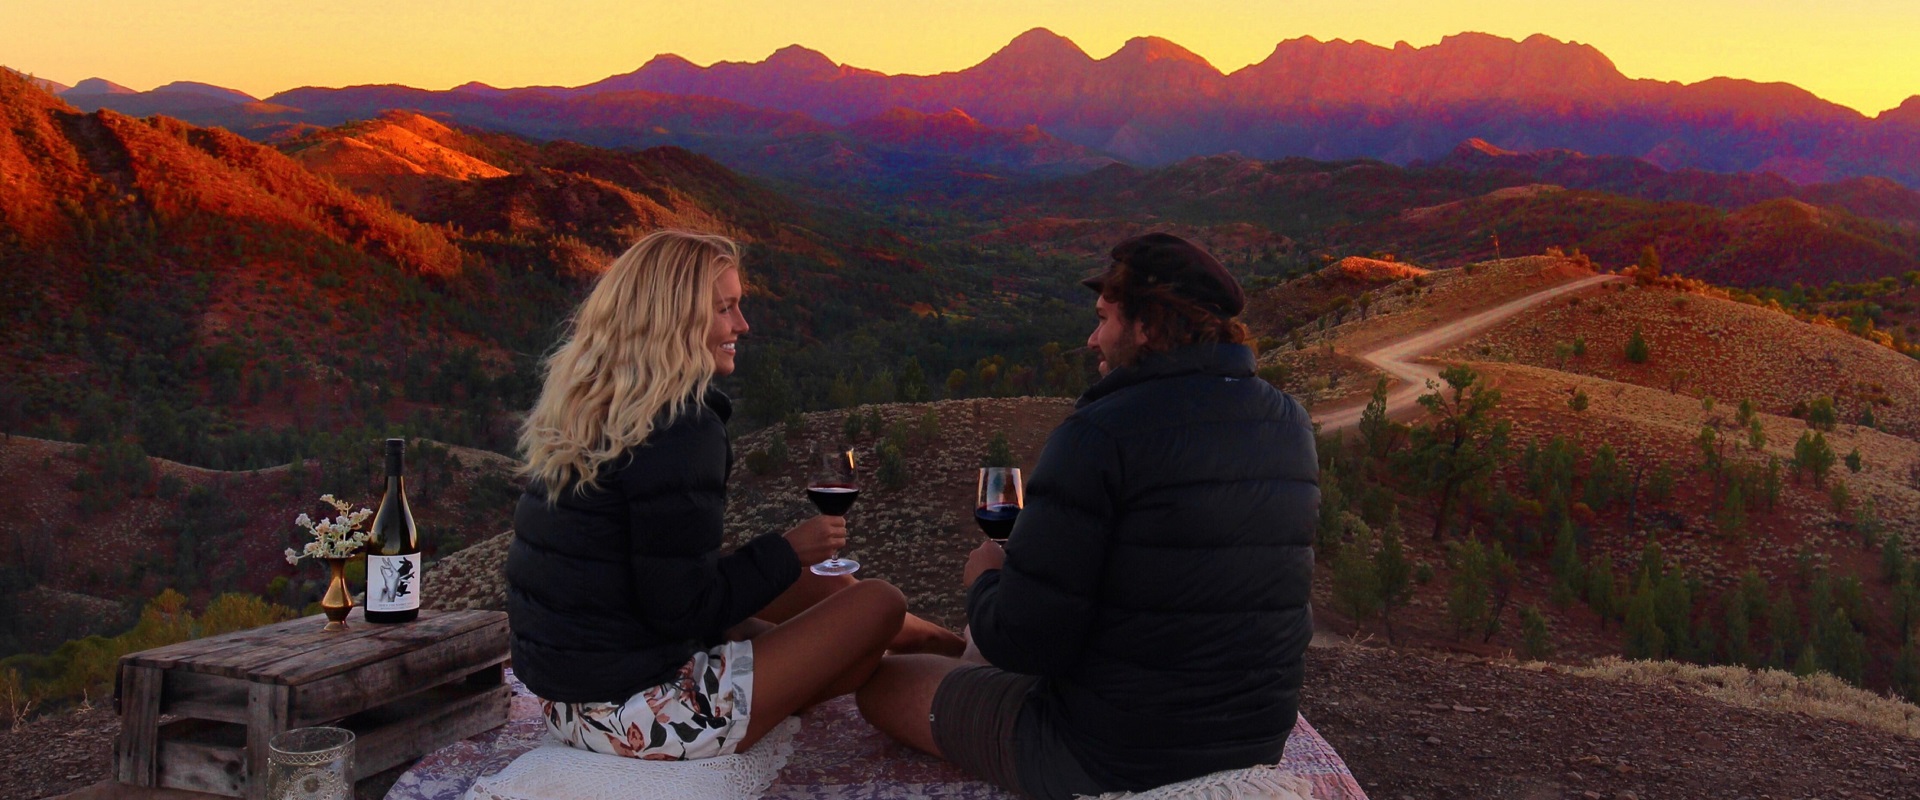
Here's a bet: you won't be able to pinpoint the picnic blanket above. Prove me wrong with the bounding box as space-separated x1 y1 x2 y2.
384 669 1369 800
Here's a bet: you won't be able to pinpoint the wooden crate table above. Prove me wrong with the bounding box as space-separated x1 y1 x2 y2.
114 608 509 799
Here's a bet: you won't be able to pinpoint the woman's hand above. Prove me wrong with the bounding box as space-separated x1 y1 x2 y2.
783 515 848 564
963 540 1005 588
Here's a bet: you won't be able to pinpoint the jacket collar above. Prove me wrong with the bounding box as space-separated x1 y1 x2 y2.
702 386 733 423
1076 343 1257 408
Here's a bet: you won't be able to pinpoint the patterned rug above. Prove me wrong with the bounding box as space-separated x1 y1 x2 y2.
385 670 1369 800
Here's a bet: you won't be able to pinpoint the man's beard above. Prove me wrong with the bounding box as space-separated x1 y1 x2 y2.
1099 337 1142 375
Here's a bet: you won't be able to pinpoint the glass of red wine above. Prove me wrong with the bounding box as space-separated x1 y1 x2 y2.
806 447 861 576
975 467 1023 543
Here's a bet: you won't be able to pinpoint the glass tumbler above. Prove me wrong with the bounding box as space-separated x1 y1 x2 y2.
266 726 355 800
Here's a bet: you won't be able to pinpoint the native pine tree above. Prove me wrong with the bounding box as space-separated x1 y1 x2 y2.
1357 378 1399 460
1401 365 1510 540
1625 328 1651 364
1519 605 1554 660
1792 431 1837 487
1374 522 1414 645
1330 523 1382 626
1446 538 1493 639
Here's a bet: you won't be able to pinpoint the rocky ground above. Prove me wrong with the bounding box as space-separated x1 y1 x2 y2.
10 639 1918 800
12 393 1920 799
1301 642 1920 800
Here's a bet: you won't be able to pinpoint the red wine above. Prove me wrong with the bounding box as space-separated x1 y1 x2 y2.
365 438 420 623
975 503 1020 541
807 484 860 516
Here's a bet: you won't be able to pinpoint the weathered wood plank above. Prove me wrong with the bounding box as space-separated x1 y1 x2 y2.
114 664 163 786
342 681 511 779
115 608 511 799
243 683 289 800
287 620 507 726
162 670 251 724
166 609 382 679
249 611 501 685
154 718 246 797
123 611 356 669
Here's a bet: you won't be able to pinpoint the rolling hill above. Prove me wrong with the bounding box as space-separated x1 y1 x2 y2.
992 151 1920 287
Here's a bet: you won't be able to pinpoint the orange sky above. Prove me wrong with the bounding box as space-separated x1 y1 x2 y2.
8 1 1917 116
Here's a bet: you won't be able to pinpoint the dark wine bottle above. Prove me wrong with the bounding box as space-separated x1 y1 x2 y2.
365 438 420 623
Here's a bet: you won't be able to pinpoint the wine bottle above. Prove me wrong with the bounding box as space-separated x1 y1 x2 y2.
365 438 420 623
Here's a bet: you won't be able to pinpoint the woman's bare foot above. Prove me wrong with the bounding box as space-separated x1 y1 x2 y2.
887 619 967 657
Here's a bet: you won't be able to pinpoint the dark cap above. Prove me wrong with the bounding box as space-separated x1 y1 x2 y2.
1081 233 1245 318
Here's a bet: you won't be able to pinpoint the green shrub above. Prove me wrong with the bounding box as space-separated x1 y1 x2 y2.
982 433 1014 468
876 442 908 490
1520 605 1553 660
1330 526 1381 625
198 593 297 637
1624 329 1651 364
744 448 779 476
1805 396 1838 431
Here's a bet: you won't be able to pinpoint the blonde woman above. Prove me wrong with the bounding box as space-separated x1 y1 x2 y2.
507 230 949 760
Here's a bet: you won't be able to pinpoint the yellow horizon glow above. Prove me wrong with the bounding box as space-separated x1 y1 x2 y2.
6 1 1916 117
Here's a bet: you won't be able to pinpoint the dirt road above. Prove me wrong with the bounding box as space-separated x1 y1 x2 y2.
1314 273 1626 432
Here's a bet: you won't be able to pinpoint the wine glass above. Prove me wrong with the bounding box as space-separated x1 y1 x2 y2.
975 467 1023 543
805 447 861 576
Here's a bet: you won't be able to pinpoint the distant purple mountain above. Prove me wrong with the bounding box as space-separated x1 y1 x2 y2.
1434 139 1920 229
59 30 1920 188
60 77 268 117
553 29 1920 186
62 77 137 95
151 81 257 103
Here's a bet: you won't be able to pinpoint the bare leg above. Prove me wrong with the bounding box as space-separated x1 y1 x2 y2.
756 571 965 656
735 580 906 751
855 653 970 757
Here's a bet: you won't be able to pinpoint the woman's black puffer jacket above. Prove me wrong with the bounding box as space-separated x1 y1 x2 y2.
506 389 801 703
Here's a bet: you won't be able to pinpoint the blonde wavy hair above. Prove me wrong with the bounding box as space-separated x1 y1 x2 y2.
518 230 742 503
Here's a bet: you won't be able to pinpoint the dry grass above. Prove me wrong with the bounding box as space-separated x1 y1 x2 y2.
1564 657 1920 740
1259 255 1598 406
1453 278 1920 438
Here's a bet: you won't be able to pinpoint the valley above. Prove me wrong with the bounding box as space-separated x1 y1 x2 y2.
5 31 1920 797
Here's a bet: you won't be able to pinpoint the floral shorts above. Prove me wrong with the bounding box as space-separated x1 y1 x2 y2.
541 639 756 760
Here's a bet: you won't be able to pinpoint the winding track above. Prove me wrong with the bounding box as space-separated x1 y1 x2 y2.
1312 273 1628 432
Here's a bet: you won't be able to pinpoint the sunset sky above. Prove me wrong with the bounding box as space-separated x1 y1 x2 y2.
8 0 1917 116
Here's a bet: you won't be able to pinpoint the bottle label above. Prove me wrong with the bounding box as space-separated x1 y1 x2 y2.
366 553 421 612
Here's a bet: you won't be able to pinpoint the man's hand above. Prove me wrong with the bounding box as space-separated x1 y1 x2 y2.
963 539 1006 588
783 515 848 564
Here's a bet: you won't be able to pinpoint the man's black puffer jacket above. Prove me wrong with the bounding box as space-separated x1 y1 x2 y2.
968 343 1319 794
506 389 801 703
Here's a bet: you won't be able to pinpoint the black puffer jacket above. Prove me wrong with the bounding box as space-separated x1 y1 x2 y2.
968 343 1319 794
506 389 801 703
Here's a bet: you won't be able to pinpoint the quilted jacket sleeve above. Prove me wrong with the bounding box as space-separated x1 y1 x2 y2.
967 414 1119 676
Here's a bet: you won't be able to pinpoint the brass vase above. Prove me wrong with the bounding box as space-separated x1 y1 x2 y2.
320 557 353 632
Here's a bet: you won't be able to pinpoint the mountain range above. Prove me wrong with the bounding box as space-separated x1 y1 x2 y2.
19 30 1920 190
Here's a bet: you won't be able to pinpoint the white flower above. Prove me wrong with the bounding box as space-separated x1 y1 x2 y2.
288 495 377 564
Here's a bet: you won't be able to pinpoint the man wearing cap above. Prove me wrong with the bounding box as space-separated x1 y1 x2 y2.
856 233 1320 798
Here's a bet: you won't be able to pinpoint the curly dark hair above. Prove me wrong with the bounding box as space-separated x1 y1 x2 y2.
1096 262 1250 357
